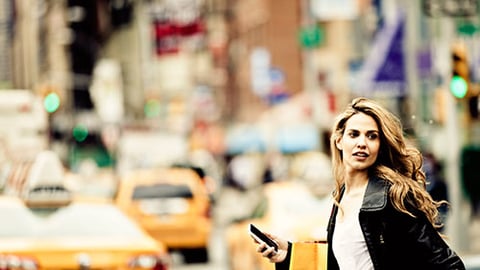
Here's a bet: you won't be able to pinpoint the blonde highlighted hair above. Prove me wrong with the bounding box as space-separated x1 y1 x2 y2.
330 97 444 229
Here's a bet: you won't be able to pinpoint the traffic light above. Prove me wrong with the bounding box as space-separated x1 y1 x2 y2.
38 85 62 113
72 124 89 143
144 98 162 118
450 43 470 99
43 92 61 113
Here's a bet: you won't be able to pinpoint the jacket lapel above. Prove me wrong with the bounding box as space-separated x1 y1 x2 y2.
327 176 389 236
361 176 389 212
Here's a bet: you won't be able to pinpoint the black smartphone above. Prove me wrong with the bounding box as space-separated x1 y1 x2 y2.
249 223 278 252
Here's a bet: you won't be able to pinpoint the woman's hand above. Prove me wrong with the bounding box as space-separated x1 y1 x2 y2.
252 232 289 263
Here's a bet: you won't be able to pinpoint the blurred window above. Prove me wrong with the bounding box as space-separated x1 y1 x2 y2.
138 198 189 215
132 184 193 199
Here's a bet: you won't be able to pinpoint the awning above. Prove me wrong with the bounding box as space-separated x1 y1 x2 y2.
276 123 319 153
225 122 319 154
226 124 266 154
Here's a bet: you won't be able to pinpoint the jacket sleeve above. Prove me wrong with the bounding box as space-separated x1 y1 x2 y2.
275 241 292 270
393 207 466 269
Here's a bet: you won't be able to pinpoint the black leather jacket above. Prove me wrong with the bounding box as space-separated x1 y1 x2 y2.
326 176 465 270
276 176 465 270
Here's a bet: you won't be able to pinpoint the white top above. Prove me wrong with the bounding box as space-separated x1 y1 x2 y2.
332 205 374 270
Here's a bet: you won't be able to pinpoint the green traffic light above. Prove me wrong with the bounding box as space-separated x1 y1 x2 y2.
450 75 468 99
43 92 60 113
144 99 161 118
72 124 89 142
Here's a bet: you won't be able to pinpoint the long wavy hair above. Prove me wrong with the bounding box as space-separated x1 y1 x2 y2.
330 97 444 229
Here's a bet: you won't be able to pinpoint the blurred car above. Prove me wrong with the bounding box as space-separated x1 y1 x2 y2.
171 164 216 197
115 167 212 263
0 187 171 270
225 180 332 270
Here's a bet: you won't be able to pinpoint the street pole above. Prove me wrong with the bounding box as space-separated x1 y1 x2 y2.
300 0 323 153
402 0 421 135
441 16 469 253
445 80 469 253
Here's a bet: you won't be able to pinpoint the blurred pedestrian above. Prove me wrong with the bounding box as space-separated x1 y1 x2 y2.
252 97 465 269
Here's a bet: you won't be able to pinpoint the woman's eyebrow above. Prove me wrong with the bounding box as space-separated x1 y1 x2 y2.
346 128 378 132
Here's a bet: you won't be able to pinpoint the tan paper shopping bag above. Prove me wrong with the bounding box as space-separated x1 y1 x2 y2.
289 241 328 270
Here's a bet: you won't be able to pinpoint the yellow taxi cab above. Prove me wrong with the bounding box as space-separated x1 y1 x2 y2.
225 181 332 270
0 185 171 270
115 167 212 263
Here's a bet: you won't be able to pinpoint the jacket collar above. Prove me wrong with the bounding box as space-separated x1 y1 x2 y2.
361 176 389 211
326 176 389 240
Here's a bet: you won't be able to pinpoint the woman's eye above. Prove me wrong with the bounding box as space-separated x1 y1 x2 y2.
348 132 359 138
367 133 378 140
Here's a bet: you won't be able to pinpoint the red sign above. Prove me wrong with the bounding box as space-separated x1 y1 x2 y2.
153 19 206 56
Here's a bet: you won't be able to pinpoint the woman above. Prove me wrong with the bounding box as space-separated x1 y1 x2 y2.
253 97 465 269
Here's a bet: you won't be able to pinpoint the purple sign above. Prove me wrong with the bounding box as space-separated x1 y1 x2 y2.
374 17 405 83
354 14 406 97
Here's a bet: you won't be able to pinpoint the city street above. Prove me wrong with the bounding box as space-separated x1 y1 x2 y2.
3 1 480 269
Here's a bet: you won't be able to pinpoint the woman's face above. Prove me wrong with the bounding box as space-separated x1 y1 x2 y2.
336 112 380 174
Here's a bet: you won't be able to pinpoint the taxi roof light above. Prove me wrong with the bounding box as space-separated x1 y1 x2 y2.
23 185 72 208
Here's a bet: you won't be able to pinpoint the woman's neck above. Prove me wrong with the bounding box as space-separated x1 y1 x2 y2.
344 172 369 195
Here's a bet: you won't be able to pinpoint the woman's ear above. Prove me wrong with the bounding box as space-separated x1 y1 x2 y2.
335 138 343 151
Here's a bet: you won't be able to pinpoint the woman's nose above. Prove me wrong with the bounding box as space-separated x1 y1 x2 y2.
357 135 367 147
